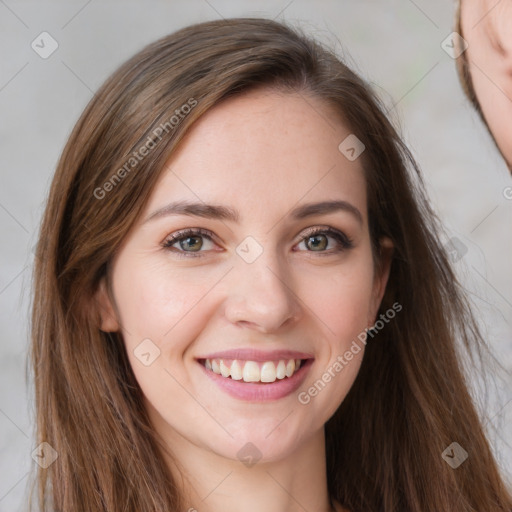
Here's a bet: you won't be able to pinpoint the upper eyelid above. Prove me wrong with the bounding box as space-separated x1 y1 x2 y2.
162 228 216 246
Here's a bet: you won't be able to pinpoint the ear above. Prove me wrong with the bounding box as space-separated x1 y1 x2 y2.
368 236 394 325
94 276 120 332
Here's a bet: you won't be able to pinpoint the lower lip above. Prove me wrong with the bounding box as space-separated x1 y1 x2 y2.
198 359 313 402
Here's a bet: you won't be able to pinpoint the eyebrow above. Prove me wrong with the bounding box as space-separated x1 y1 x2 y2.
144 199 363 225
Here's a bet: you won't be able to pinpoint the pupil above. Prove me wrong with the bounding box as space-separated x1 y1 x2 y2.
308 235 327 251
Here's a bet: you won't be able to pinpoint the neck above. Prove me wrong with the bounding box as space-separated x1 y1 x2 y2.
161 426 334 512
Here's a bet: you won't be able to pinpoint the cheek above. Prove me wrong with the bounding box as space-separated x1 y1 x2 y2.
303 257 374 381
299 257 375 340
111 262 219 417
465 27 512 164
473 70 512 160
111 259 219 352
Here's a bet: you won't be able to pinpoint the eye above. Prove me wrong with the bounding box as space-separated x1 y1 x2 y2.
162 226 354 258
162 228 217 257
295 227 353 255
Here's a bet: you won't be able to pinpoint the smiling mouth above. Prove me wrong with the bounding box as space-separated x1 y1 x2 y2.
199 358 307 383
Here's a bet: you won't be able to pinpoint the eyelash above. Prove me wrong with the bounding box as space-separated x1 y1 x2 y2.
162 226 354 259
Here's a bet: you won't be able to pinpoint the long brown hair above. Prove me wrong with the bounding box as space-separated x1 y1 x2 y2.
30 17 512 511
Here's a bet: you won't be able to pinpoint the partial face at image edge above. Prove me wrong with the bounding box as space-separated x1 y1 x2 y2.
458 0 512 173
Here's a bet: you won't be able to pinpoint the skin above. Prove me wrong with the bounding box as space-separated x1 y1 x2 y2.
460 0 512 171
96 88 392 512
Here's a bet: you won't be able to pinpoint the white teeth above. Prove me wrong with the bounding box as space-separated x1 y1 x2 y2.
260 361 277 383
285 359 296 378
230 360 243 380
276 360 286 379
219 360 230 377
243 361 260 382
203 358 303 383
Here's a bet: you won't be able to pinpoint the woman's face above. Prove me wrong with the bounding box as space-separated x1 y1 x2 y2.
97 88 392 465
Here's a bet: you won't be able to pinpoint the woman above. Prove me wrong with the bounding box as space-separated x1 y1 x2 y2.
30 17 512 512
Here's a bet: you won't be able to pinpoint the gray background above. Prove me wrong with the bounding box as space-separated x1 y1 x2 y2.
1 0 511 509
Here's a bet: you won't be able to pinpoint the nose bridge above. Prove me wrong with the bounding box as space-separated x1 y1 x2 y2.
224 236 301 331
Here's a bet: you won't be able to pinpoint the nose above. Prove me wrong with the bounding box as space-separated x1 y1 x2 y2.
223 249 303 333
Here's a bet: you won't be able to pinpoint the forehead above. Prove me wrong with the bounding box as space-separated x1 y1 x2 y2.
146 88 368 225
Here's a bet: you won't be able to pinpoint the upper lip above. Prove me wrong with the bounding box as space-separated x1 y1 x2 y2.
197 349 314 362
